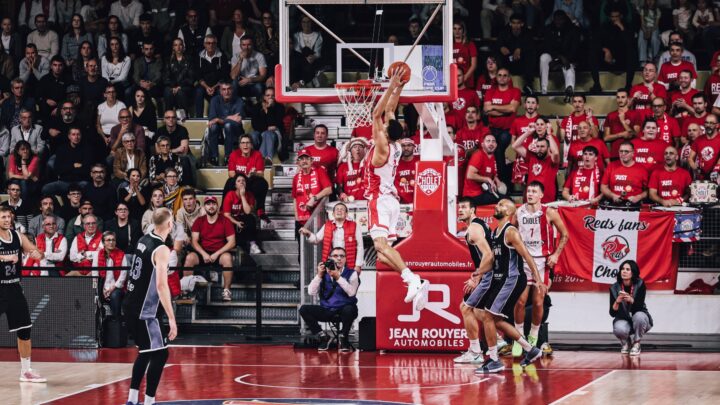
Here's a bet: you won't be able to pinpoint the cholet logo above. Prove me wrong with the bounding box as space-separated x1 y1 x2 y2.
416 168 442 196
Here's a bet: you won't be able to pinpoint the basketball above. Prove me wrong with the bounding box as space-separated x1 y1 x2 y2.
388 61 411 82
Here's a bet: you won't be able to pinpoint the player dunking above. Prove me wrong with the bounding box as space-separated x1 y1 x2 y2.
455 197 494 364
123 208 178 405
366 66 429 309
512 181 569 357
0 206 46 383
476 200 546 374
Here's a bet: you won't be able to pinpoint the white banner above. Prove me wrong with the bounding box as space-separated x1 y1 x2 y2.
591 209 640 284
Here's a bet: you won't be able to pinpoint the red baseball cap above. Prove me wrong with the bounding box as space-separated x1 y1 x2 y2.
204 196 218 204
297 149 311 158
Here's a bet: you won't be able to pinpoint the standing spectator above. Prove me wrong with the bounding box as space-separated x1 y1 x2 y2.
18 44 50 96
658 43 697 89
512 119 561 203
130 41 163 102
610 260 653 356
225 134 270 221
335 138 367 203
185 196 236 301
600 141 649 207
26 14 59 59
57 183 83 223
112 133 147 185
395 138 419 205
630 62 667 117
78 58 109 118
117 168 147 222
1 79 35 129
292 149 332 239
688 113 720 179
230 36 267 99
92 231 128 319
605 89 642 160
220 8 256 58
560 95 600 165
568 121 611 171
562 146 603 203
105 201 142 258
109 108 146 155
484 67 521 185
149 136 184 185
631 118 667 172
1 18 24 66
195 34 229 118
175 188 205 237
496 14 536 94
597 6 637 90
463 133 507 205
207 81 246 166
34 215 68 272
164 38 196 115
101 37 132 100
177 8 211 59
249 87 284 164
155 110 195 184
453 68 481 122
42 127 92 196
96 15 129 59
96 84 127 150
109 0 144 32
1 181 34 230
649 97 681 144
305 124 339 181
222 174 261 254
68 213 103 275
300 203 364 273
649 145 692 206
10 109 46 157
637 0 662 65
65 200 104 242
7 140 41 202
510 96 543 184
453 20 477 89
37 55 69 121
84 163 117 221
539 10 580 97
28 195 66 237
61 14 94 65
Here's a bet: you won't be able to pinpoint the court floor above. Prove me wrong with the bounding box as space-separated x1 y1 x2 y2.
0 345 717 404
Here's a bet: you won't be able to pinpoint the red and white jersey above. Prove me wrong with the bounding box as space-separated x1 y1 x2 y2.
364 142 401 200
517 204 556 257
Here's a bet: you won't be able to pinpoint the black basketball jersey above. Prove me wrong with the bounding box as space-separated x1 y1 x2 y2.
123 232 167 319
465 217 493 269
0 230 22 281
491 222 520 277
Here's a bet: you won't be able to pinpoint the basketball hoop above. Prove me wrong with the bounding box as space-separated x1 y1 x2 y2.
335 80 382 129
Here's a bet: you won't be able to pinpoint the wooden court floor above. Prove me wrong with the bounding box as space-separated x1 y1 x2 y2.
0 345 717 404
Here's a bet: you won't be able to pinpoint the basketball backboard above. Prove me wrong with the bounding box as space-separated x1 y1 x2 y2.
276 0 456 104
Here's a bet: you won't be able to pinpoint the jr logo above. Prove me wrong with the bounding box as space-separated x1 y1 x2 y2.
397 284 461 324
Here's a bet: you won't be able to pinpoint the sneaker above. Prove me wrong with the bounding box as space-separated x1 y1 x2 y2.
629 342 641 356
413 280 430 311
19 369 46 383
249 242 262 254
454 351 484 364
339 336 353 352
563 86 574 103
520 346 542 367
317 332 332 351
511 341 523 358
541 342 554 356
475 359 505 374
527 335 538 348
193 275 208 287
222 288 232 301
620 340 630 354
403 274 422 303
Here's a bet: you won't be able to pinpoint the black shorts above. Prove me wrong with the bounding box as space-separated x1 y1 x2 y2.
484 272 527 319
0 283 32 333
126 316 168 353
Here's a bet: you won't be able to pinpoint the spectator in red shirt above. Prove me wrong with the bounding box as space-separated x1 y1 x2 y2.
512 120 560 203
679 93 709 135
605 89 641 160
689 113 720 179
452 67 481 120
704 53 720 107
658 43 697 89
476 56 501 101
444 102 465 130
650 97 681 144
562 145 603 204
668 70 700 117
395 138 419 204
560 94 600 167
225 134 270 222
632 118 667 172
305 124 339 181
185 196 236 301
649 146 692 206
222 174 260 255
463 133 506 205
452 21 477 89
446 125 467 197
510 95 541 183
630 62 667 116
336 138 367 202
7 140 41 202
568 121 610 172
350 124 372 141
680 123 703 167
601 141 649 208
292 148 332 232
483 67 521 184
455 106 490 151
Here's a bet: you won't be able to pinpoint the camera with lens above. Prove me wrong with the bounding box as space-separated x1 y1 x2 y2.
323 258 336 271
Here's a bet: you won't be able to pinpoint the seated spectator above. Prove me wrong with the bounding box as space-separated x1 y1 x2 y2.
453 21 477 90
336 138 368 203
443 102 464 131
610 260 653 356
649 145 692 206
605 89 642 160
129 41 163 101
177 8 211 60
61 14 94 65
34 215 68 274
0 123 8 164
37 55 69 121
78 58 109 119
256 11 279 72
705 53 720 108
539 11 579 97
104 202 142 260
630 63 667 117
476 57 510 102
161 168 185 214
1 79 36 130
292 149 333 230
155 110 195 185
96 15 129 59
250 87 284 164
463 133 507 205
562 145 603 204
18 2 54 32
568 121 611 172
176 188 205 237
286 36 315 90
0 41 14 83
26 14 59 60
185 196 236 301
118 168 148 222
658 43 697 89
299 203 364 273
456 106 491 151
100 37 131 101
678 93 708 134
305 124 339 181
299 247 359 352
600 141 649 208
672 0 695 44
680 123 702 167
292 14 324 82
110 0 144 32
396 138 419 205
67 213 103 276
657 33 697 70
694 0 719 50
1 181 34 230
511 119 560 203
561 95 600 145
222 174 261 254
84 164 117 221
632 118 670 172
230 36 267 100
128 13 164 58
57 183 83 223
149 136 184 186
141 188 165 232
668 70 700 118
1 18 23 65
164 38 196 115
71 44 95 83
109 109 146 155
225 134 270 222
92 231 127 319
195 34 230 118
96 84 127 148
208 81 247 166
637 0 662 65
28 195 66 236
7 140 41 201
42 128 92 195
648 97 681 144
112 133 147 186
496 14 535 94
10 109 46 157
66 200 104 242
46 100 88 156
688 113 720 179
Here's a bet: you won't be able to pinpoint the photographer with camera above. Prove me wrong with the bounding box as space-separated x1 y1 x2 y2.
298 247 359 352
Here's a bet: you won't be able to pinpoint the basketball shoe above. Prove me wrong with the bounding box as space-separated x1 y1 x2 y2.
20 369 46 383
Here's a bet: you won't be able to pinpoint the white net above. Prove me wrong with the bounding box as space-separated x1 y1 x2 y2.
335 80 382 129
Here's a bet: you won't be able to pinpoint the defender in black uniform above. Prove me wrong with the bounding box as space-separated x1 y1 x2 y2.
0 206 46 383
454 197 495 364
476 200 546 374
123 207 177 405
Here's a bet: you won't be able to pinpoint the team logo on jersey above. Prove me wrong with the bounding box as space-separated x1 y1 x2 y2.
453 97 467 111
416 168 442 196
701 146 715 162
601 235 631 263
532 163 542 176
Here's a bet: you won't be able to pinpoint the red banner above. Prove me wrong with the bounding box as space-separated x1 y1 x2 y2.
555 207 676 286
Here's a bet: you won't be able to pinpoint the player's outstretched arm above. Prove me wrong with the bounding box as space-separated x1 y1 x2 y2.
20 233 42 260
154 246 177 341
468 223 494 276
507 227 547 293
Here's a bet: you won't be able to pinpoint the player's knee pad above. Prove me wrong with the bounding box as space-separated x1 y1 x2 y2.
17 327 31 340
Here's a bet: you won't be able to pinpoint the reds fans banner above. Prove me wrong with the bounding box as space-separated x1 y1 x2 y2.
555 207 676 285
